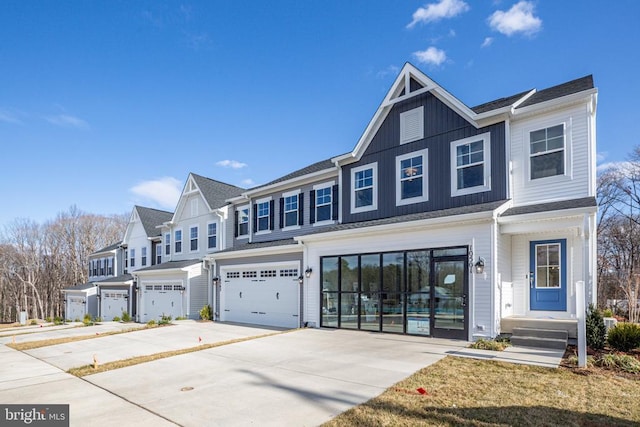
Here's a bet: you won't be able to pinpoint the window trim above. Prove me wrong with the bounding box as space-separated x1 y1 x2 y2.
141 247 147 267
236 204 250 239
313 181 336 226
130 248 136 268
450 132 492 197
350 162 378 214
207 221 217 250
255 197 272 235
156 244 162 265
396 149 429 206
527 122 569 182
164 233 171 260
174 229 183 254
282 190 301 231
400 106 424 145
189 225 198 252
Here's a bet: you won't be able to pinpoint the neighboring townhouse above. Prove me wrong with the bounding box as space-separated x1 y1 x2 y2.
204 159 340 328
62 241 121 320
95 206 172 321
133 173 243 322
204 63 597 342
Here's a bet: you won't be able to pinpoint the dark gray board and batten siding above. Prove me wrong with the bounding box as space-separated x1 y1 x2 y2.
342 91 508 223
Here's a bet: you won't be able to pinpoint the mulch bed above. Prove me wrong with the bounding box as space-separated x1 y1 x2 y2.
560 344 640 380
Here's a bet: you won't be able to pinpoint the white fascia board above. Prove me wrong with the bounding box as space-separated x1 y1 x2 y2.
500 217 585 235
511 89 598 119
95 279 133 286
204 243 303 261
90 248 118 257
240 168 338 198
295 210 496 244
133 265 198 276
498 205 597 226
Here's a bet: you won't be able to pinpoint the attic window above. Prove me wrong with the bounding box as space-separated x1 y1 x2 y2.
400 106 424 144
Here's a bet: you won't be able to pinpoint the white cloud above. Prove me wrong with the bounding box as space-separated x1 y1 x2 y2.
488 1 542 37
407 0 470 28
481 37 494 48
216 160 248 169
130 177 182 209
413 46 447 66
241 178 255 187
46 114 89 129
0 110 22 124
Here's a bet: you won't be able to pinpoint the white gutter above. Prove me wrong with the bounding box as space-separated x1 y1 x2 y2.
204 243 303 261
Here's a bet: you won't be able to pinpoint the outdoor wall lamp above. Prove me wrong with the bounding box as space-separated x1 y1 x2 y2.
212 276 220 285
474 257 485 274
305 267 313 278
298 275 304 285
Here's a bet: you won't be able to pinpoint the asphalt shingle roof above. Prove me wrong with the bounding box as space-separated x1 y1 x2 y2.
471 90 533 114
247 158 336 191
516 75 594 109
191 174 245 210
63 282 96 291
136 206 173 237
214 239 299 254
134 259 201 272
92 241 122 255
500 197 597 217
95 274 133 284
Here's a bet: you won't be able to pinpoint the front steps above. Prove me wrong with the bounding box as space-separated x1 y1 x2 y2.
509 327 568 350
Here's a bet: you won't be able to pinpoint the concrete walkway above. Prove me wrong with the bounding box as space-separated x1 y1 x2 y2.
0 321 566 426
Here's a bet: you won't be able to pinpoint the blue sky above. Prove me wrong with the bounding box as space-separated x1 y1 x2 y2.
0 0 637 227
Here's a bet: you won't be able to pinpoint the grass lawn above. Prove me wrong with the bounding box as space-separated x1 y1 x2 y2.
323 356 640 427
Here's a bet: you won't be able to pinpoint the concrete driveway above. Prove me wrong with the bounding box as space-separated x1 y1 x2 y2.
1 321 467 426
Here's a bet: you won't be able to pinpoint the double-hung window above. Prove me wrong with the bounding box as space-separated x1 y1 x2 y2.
257 200 270 232
190 226 198 252
237 206 249 237
351 163 377 213
124 250 128 273
156 245 162 265
315 186 332 222
530 124 564 180
100 259 105 276
207 223 217 249
396 149 428 205
284 193 299 228
108 258 113 276
164 233 171 258
141 247 147 266
130 249 135 268
450 133 491 196
175 230 182 254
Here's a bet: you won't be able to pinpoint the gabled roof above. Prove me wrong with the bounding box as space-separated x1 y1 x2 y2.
136 206 173 237
190 173 244 210
336 63 596 164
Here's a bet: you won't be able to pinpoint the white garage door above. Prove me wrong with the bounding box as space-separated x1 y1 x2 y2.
141 283 184 322
221 266 299 328
67 296 85 321
101 291 128 321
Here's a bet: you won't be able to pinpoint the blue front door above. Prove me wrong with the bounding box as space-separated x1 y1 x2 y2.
529 239 566 311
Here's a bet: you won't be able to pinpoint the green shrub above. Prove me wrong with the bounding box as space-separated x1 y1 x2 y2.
112 316 121 322
586 303 607 350
607 323 640 352
602 308 614 318
121 311 131 322
469 338 510 351
159 314 172 325
83 314 94 326
30 319 38 326
53 316 64 325
45 316 52 323
94 316 102 323
175 316 187 321
147 319 157 326
199 304 212 321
